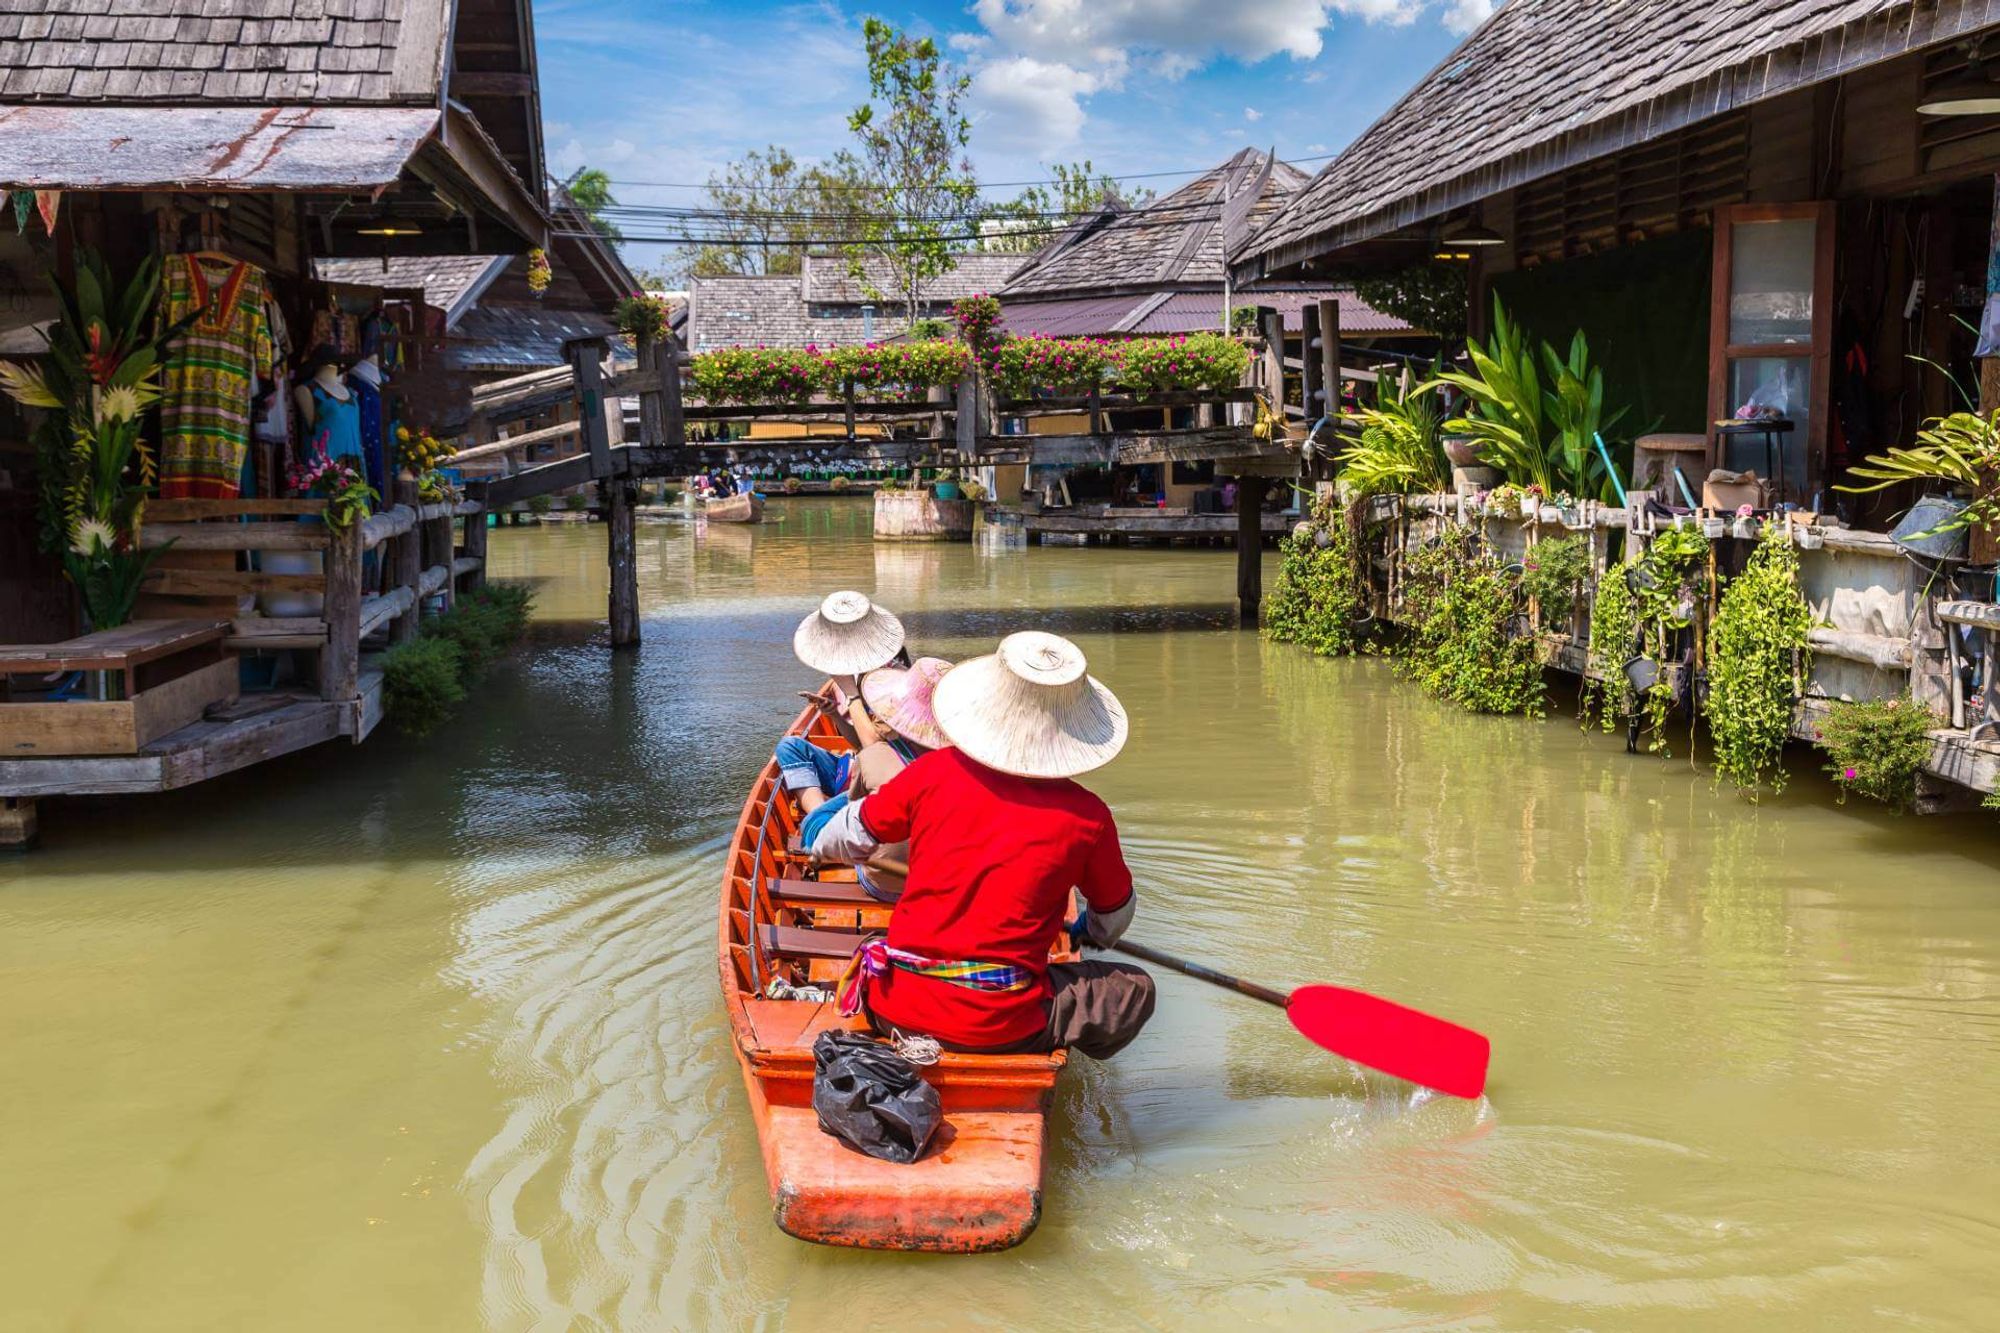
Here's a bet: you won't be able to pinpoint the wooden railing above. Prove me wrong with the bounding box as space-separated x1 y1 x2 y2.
137 486 487 727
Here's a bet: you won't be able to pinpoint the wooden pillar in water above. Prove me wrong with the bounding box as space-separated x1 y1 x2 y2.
603 477 639 647
319 519 362 703
390 477 422 645
1300 304 1324 426
1237 474 1269 626
0 797 37 852
1317 298 1342 419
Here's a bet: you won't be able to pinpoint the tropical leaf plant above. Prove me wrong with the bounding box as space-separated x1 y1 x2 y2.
1837 410 2000 541
1428 298 1625 500
1336 365 1448 496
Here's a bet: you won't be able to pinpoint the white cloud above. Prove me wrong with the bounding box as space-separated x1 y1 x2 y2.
1441 0 1497 33
958 0 1502 158
1306 142 1330 153
1245 106 1263 122
970 56 1107 154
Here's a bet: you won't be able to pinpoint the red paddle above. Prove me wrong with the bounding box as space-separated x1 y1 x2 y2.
1108 937 1490 1100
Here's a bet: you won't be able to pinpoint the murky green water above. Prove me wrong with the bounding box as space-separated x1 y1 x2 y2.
6 498 2000 1330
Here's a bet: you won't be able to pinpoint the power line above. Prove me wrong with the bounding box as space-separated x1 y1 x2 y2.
603 152 1336 195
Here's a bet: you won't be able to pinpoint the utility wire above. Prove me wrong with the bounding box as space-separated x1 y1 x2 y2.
603 152 1336 194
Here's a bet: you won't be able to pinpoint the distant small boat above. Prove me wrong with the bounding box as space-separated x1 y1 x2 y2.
719 700 1068 1252
704 491 764 524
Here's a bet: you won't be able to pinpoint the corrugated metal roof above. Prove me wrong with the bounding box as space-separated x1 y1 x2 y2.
995 295 1151 337
1239 0 2000 273
0 104 440 190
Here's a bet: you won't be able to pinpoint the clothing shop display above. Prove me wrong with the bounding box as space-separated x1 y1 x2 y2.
159 253 275 499
347 359 387 492
306 381 363 466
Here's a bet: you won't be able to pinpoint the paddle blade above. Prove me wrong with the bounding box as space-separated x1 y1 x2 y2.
1287 985 1490 1099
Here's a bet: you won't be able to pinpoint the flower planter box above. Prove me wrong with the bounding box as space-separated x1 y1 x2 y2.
873 490 973 542
0 620 238 756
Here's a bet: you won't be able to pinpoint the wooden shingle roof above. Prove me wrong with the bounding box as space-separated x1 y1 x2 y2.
1238 0 2000 275
1005 149 1306 300
801 253 1024 304
0 0 452 104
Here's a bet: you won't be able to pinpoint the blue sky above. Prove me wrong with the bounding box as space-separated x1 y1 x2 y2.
534 0 1494 269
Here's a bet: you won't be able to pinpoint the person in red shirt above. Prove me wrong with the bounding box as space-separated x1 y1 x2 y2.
819 631 1155 1059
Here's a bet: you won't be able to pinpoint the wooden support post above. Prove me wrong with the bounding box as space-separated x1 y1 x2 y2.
0 797 37 852
636 335 666 449
844 382 858 443
390 478 422 644
462 484 489 594
663 333 686 452
1300 303 1325 426
423 510 455 613
566 335 613 478
1317 298 1342 418
1088 385 1104 437
319 519 362 702
1236 474 1269 626
1975 357 2000 566
955 368 978 464
1258 307 1285 415
604 477 639 648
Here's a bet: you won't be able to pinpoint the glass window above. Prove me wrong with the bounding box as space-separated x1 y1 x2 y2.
1724 357 1811 499
1728 219 1816 345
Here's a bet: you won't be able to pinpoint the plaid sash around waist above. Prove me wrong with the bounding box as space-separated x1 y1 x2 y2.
836 939 1033 1018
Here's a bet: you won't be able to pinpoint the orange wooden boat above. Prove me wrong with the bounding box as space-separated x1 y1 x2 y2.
719 702 1069 1252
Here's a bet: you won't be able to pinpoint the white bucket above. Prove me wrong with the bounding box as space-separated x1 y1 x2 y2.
258 548 324 617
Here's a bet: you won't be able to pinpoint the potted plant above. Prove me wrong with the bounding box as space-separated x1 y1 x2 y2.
1838 410 2000 561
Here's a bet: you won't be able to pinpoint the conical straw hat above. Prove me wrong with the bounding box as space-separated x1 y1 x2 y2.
794 591 905 676
933 632 1127 779
860 657 953 750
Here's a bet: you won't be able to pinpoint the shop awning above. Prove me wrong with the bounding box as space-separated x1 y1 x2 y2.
0 105 443 192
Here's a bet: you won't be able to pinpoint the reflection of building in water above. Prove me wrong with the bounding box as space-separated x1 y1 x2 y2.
873 541 945 604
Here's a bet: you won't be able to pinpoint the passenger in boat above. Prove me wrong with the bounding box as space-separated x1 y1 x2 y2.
773 590 908 863
818 631 1155 1061
793 656 951 902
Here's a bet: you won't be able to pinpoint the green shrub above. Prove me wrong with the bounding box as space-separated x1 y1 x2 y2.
1816 697 1938 809
1265 499 1367 656
1111 333 1250 395
562 492 588 512
982 335 1114 399
1706 526 1813 794
1337 367 1448 497
824 340 972 399
1521 534 1590 626
526 493 553 517
1397 525 1545 717
689 345 831 404
425 582 535 680
382 637 465 738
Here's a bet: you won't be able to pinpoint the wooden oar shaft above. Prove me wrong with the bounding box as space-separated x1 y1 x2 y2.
1109 937 1291 1008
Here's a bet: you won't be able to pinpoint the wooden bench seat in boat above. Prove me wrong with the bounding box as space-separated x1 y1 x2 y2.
767 877 878 907
759 922 872 960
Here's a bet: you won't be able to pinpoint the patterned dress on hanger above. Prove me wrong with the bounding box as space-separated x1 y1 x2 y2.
158 255 274 499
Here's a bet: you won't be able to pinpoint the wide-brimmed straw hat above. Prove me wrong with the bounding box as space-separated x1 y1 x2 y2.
794 591 905 676
860 657 952 750
933 631 1127 779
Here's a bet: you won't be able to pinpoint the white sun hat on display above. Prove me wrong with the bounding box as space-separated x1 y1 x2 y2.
932 631 1127 779
793 590 906 676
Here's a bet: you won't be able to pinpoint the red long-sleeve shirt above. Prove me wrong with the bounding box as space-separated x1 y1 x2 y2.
856 747 1135 1048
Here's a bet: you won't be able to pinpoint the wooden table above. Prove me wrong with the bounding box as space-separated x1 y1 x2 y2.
1 620 238 756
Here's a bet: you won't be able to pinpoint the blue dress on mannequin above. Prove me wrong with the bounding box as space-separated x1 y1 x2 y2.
347 369 386 493
308 382 363 468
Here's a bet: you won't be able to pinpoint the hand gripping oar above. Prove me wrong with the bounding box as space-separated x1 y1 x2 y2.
1106 937 1491 1100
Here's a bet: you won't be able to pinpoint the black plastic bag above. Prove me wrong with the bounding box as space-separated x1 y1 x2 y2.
811 1030 940 1164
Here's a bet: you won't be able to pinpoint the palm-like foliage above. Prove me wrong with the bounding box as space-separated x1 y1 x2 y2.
1428 297 1624 499
1336 366 1448 496
1837 410 2000 539
0 249 195 626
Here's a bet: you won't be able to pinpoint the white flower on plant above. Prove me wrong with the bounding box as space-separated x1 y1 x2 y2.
93 384 144 425
69 517 117 556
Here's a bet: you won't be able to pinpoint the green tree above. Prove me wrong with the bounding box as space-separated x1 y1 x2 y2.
981 160 1153 252
564 166 623 244
672 147 875 278
844 18 980 324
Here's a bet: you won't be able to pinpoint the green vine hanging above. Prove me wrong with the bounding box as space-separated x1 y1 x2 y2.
1706 525 1813 795
1265 497 1368 656
1582 558 1638 732
1397 524 1545 717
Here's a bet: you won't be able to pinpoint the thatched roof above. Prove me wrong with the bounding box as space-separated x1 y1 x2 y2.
0 0 452 103
1237 0 2000 275
1008 148 1305 299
